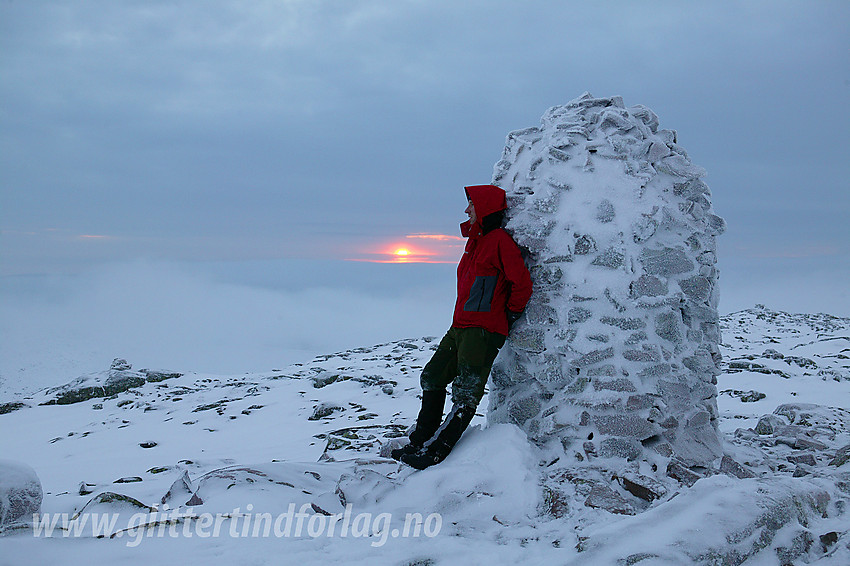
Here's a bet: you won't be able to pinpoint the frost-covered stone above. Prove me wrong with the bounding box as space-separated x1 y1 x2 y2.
0 460 43 528
667 459 704 487
830 444 850 467
583 482 635 515
720 455 757 479
641 247 695 277
110 358 132 371
599 437 642 460
309 402 345 420
161 470 196 506
755 414 785 435
617 472 668 502
489 93 726 487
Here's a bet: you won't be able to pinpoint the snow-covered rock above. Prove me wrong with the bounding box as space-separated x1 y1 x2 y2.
488 94 726 495
37 358 182 406
569 475 834 565
0 460 43 529
728 402 850 479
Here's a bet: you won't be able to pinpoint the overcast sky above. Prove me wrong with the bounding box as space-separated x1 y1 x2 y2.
1 0 848 313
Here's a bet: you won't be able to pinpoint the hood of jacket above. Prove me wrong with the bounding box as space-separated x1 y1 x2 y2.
461 184 507 238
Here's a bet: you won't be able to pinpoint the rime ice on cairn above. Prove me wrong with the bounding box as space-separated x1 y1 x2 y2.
488 93 726 479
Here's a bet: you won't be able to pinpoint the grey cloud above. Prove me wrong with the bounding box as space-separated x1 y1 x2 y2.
0 0 848 302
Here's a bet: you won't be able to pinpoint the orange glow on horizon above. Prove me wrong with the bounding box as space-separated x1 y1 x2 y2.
346 233 464 264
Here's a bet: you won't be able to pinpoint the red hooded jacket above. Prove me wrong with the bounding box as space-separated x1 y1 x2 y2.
452 185 533 336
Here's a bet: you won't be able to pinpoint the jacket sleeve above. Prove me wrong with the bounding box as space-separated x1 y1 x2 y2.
499 233 533 313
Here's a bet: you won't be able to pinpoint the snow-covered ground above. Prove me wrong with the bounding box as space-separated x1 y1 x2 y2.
0 305 848 564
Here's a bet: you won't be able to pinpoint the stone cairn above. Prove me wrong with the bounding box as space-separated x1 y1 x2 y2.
487 93 727 511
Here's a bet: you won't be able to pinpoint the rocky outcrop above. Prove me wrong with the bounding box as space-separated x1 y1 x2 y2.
39 358 182 406
488 94 726 482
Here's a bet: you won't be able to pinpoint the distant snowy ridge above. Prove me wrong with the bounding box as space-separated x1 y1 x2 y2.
721 304 850 383
0 306 848 565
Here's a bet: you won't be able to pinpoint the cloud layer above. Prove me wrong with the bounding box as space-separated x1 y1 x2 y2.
0 260 456 396
2 0 848 274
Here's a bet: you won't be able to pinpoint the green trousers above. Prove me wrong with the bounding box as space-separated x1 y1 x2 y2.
420 326 506 409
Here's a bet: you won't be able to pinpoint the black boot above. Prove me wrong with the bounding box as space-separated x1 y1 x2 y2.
390 389 446 460
400 404 475 470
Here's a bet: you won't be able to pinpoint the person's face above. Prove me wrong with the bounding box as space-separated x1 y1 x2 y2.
465 199 477 224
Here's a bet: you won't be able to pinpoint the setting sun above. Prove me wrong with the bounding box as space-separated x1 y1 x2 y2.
344 233 465 263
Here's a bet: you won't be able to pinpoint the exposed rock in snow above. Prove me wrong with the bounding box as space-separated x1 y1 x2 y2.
0 402 29 415
309 402 345 421
728 402 850 479
72 491 154 521
0 460 43 529
487 93 727 508
37 358 183 406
